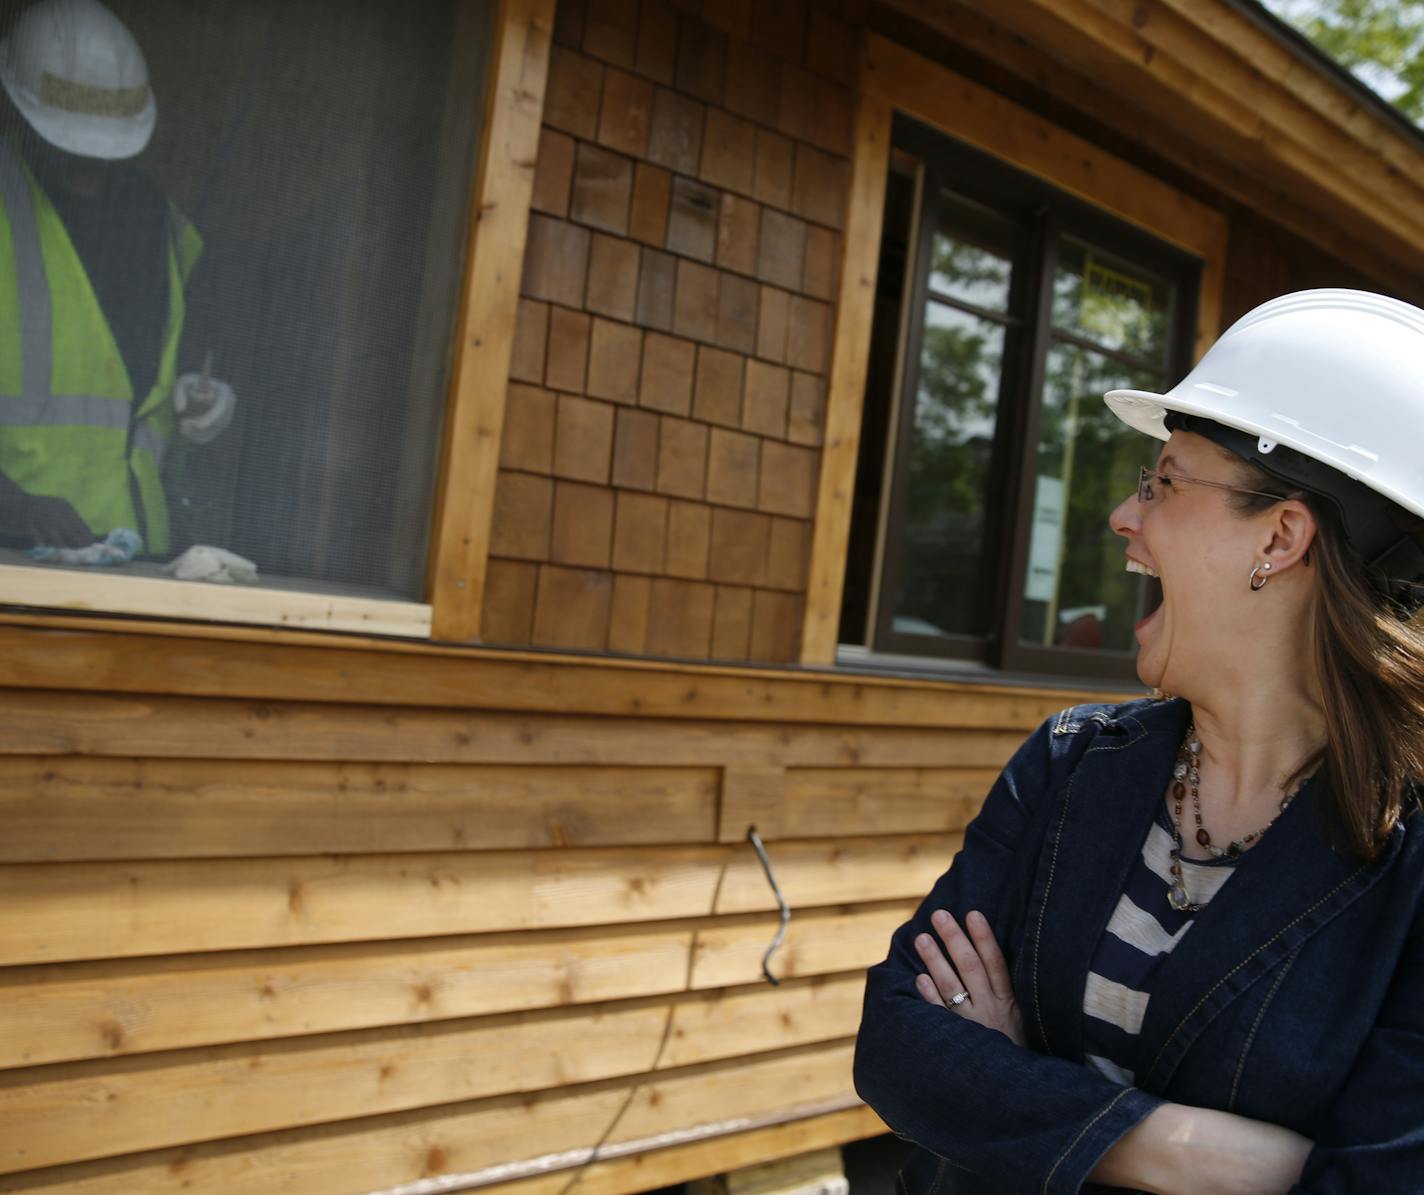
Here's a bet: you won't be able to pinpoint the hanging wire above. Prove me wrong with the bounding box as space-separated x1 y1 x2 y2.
746 825 790 986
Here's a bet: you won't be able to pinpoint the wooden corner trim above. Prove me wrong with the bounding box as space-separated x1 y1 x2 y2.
427 0 557 644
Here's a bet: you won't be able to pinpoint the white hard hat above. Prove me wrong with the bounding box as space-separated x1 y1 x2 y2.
1105 289 1424 579
0 0 155 160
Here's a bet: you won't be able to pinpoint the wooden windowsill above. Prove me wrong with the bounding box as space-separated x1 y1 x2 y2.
0 561 431 639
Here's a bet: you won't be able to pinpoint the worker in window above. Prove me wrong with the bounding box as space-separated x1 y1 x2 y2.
0 0 235 556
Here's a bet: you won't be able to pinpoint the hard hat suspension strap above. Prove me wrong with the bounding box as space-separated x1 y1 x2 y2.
1166 411 1424 606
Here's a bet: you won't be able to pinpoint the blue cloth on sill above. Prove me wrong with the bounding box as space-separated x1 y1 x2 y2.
31 526 142 566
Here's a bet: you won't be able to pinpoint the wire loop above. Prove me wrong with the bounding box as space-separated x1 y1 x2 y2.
746 825 790 986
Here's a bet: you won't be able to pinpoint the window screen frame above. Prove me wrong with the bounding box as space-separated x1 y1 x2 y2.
859 117 1200 683
0 0 545 642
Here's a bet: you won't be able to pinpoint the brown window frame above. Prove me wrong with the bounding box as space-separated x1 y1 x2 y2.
844 118 1196 682
801 34 1229 673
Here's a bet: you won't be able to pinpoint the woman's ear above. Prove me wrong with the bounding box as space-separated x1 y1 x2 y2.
1259 499 1317 574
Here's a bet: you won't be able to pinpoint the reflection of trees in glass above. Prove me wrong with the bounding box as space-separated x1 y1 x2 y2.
1024 343 1158 650
1052 243 1170 364
930 231 1011 310
907 309 1002 525
894 299 1005 637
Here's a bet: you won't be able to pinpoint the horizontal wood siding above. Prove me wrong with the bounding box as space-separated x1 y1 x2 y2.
0 624 1107 1191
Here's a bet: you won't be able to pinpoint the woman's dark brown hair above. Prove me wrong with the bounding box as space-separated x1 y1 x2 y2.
1229 461 1424 861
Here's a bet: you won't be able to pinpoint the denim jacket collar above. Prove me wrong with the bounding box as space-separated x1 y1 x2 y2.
1021 697 1402 1095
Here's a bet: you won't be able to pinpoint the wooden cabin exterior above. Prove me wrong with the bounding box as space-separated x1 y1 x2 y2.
4 0 1424 1191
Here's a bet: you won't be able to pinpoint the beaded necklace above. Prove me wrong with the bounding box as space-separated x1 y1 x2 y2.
1166 723 1300 914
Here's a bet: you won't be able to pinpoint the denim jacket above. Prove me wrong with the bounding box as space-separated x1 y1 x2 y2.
854 697 1424 1194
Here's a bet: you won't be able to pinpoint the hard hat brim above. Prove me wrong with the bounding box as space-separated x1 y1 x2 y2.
1106 384 1424 523
0 52 155 160
1103 389 1174 442
1106 384 1320 453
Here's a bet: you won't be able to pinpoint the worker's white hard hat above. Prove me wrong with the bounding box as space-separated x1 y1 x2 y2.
1105 289 1424 582
0 0 155 160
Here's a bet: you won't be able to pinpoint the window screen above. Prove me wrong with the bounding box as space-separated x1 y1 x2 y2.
0 0 492 601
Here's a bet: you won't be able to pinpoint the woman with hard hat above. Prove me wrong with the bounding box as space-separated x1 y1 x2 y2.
0 0 235 555
855 289 1424 1193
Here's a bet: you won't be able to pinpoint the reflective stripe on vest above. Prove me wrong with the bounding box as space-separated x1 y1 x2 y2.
0 145 169 467
0 142 51 403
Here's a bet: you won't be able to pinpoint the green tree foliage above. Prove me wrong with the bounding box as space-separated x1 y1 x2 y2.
1263 0 1424 122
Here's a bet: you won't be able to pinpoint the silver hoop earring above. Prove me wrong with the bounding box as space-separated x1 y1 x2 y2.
1249 561 1272 591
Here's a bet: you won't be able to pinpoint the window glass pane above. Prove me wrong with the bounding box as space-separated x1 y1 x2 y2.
890 302 1005 639
0 0 492 601
1051 239 1171 366
927 196 1014 312
1019 341 1160 653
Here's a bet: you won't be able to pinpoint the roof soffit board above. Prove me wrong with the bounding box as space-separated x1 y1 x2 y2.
882 0 1424 278
1075 0 1424 244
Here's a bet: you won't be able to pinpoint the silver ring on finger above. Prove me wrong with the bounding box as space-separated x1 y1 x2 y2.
949 989 970 1006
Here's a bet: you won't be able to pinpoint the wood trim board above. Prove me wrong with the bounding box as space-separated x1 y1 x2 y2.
427 0 558 642
0 565 431 639
0 621 1113 726
478 1105 885 1195
0 1042 860 1195
0 978 867 1175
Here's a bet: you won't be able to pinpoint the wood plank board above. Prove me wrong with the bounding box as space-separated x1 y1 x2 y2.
721 767 997 842
0 1043 859 1194
0 759 719 861
0 836 956 965
427 0 558 641
0 904 914 1068
0 625 1113 728
483 1106 885 1195
0 689 1040 766
0 977 866 1175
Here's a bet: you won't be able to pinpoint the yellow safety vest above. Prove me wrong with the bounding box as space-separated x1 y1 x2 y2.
0 143 202 555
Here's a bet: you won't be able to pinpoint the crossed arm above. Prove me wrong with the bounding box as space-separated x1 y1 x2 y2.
857 716 1424 1193
911 905 1312 1195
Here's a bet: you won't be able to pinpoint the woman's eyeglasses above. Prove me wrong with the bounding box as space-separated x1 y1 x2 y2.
1137 465 1287 505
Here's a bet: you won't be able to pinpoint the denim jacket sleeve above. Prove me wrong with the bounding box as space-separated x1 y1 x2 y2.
854 709 1164 1194
1289 880 1424 1191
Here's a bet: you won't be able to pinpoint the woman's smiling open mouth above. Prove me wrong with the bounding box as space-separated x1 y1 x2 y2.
1126 557 1162 632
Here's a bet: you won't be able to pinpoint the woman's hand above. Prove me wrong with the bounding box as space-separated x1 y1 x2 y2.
913 908 1027 1048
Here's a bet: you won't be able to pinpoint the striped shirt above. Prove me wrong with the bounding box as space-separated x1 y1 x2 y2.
1082 802 1237 1085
